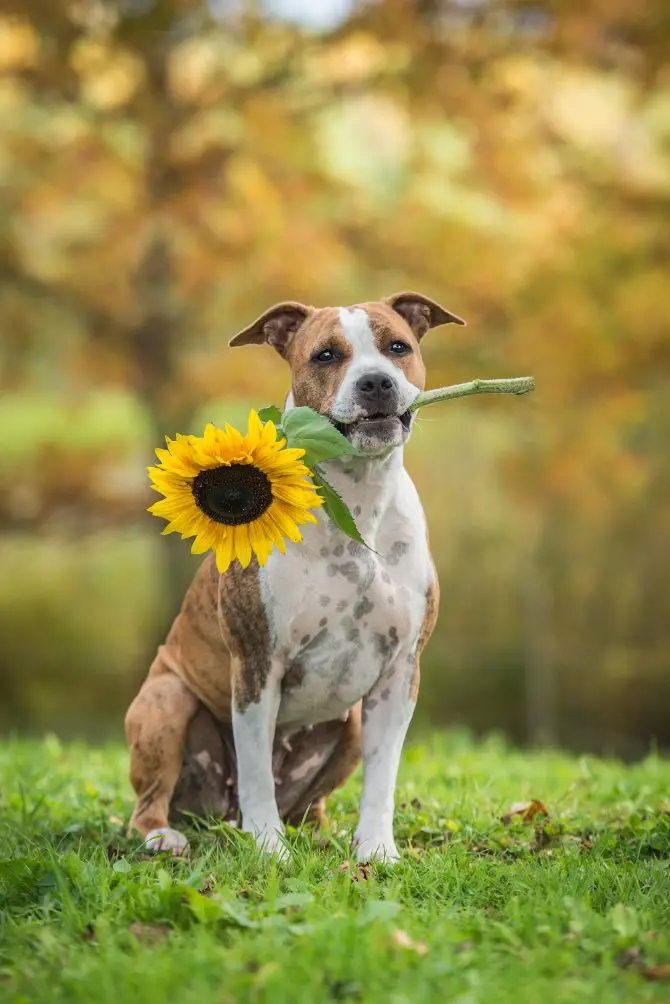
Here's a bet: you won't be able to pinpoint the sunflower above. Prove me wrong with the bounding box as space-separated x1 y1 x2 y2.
148 410 323 572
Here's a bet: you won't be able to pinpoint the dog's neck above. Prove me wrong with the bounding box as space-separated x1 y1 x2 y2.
319 450 405 546
284 391 406 545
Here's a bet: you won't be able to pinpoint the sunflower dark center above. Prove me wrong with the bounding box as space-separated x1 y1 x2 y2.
191 463 272 526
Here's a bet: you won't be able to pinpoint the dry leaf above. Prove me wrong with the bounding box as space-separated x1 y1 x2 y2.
392 929 429 956
108 815 124 826
129 922 170 945
501 799 550 825
641 964 670 982
338 860 370 881
199 875 216 896
616 947 644 970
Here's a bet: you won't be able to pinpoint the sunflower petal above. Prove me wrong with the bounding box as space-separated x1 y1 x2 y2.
232 524 252 569
248 519 273 565
246 409 263 444
213 532 234 573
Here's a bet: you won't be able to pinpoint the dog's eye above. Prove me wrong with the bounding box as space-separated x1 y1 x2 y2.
388 340 411 356
312 348 337 364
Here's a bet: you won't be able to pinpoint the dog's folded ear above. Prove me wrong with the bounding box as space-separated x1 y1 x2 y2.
385 292 465 339
229 302 313 357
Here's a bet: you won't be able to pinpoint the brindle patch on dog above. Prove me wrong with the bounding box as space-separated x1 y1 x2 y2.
217 560 272 713
410 572 439 702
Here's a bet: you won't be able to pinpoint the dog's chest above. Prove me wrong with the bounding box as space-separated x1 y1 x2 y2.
260 470 431 728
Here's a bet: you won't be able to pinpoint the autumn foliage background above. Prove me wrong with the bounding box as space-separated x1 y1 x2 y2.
1 0 668 756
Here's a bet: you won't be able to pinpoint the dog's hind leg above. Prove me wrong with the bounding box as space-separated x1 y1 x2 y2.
125 657 198 855
276 703 362 829
170 705 237 825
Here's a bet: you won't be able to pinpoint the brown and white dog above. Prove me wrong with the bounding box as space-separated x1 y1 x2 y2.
125 292 465 861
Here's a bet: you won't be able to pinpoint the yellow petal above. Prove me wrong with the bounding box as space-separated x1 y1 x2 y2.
233 524 252 569
266 503 303 543
248 519 273 565
215 530 235 573
247 409 263 444
257 513 287 554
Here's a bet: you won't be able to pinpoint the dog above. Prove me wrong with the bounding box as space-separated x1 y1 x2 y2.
125 291 465 861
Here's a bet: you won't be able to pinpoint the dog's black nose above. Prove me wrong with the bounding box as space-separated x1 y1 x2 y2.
356 372 394 406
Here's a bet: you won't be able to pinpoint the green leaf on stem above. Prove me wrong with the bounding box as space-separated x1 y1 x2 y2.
258 405 283 426
311 469 367 548
283 407 357 469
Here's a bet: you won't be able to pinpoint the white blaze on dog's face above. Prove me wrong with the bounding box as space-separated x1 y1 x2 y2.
229 292 465 457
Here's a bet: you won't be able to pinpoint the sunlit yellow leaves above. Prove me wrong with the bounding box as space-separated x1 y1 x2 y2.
306 31 396 87
70 39 145 110
169 109 244 166
167 36 225 105
0 17 39 71
317 94 410 198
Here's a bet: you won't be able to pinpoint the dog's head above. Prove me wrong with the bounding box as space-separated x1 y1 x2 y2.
229 292 465 456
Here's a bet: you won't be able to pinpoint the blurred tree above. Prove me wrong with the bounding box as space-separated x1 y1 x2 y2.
0 0 668 748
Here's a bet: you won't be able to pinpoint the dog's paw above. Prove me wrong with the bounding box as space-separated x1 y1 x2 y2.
244 821 289 861
354 831 400 865
144 827 189 856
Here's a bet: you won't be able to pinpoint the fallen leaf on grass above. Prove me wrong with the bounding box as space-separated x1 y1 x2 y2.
640 964 670 982
199 875 216 896
616 947 644 969
338 861 370 881
501 799 550 825
615 946 670 981
392 929 429 956
108 815 124 827
129 922 170 945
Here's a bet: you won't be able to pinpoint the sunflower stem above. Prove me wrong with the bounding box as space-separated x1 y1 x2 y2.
409 376 534 411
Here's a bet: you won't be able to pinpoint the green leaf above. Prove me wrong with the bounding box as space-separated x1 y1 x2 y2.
311 469 368 549
282 407 357 468
357 900 402 927
181 886 259 928
258 405 283 426
610 902 639 940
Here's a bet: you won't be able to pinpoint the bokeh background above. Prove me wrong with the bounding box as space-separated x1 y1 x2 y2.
1 0 668 756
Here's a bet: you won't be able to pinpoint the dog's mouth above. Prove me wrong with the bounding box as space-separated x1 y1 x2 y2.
329 410 412 439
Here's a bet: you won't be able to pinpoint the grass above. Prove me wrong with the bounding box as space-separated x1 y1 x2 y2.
1 732 669 1003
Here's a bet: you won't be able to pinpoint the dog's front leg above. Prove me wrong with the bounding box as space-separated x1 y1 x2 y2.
232 658 285 857
125 664 199 855
354 655 416 864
